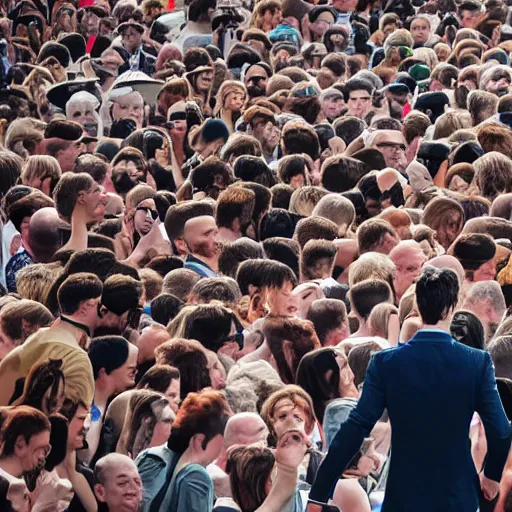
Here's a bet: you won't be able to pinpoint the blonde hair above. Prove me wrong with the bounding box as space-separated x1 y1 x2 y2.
214 81 246 116
368 302 399 338
312 193 355 237
348 252 396 288
15 263 62 304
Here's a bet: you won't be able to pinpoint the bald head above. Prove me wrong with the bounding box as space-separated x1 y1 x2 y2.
224 412 269 448
29 207 62 262
183 215 219 259
426 255 465 284
390 241 426 299
390 240 425 263
95 453 138 485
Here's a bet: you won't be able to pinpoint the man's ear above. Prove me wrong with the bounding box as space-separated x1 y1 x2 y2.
76 190 86 206
174 237 188 257
21 319 38 339
191 433 206 451
14 435 26 455
94 483 107 503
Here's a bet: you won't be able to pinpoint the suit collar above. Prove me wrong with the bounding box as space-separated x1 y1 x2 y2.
409 328 453 343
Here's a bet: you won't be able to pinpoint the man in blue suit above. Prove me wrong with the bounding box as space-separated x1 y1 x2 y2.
307 267 512 512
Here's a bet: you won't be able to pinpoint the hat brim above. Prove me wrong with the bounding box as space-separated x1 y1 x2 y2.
184 65 214 77
47 78 101 111
111 80 165 105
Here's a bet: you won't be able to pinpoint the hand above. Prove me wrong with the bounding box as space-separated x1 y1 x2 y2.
405 136 422 165
274 429 311 472
328 136 346 155
480 473 500 501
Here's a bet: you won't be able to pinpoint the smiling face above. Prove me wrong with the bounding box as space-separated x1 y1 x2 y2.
95 458 143 512
16 430 51 475
68 405 90 451
110 344 139 393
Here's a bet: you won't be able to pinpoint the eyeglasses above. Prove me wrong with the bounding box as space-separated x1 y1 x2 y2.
376 142 406 152
136 206 159 220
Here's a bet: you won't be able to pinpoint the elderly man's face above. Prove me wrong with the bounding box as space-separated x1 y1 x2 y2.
95 458 142 512
67 101 98 136
392 248 426 299
112 92 144 129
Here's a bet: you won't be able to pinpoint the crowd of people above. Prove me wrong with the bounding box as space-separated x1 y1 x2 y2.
2 0 512 508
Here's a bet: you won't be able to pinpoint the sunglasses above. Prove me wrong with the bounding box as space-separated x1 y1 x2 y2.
136 206 159 220
376 142 406 152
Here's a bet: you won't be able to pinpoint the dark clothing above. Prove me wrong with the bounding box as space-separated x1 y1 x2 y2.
6 248 33 292
67 461 97 512
309 329 512 512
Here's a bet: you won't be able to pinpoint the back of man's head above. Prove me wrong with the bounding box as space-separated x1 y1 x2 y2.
349 279 393 321
416 266 459 325
58 273 103 316
88 335 130 381
489 335 512 378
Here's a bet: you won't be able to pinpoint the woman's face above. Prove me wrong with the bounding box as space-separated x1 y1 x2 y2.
335 351 356 397
134 204 157 236
439 211 462 249
271 398 309 438
448 175 469 194
164 378 180 413
225 91 245 112
207 351 226 390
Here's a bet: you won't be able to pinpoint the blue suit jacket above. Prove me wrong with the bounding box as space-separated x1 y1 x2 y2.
309 329 512 512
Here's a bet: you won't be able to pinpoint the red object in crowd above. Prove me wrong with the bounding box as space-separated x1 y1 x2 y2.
168 0 175 10
86 35 97 55
402 103 411 118
79 0 95 6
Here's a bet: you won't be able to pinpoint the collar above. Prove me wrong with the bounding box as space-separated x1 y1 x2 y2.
60 316 91 337
186 253 214 271
410 328 453 343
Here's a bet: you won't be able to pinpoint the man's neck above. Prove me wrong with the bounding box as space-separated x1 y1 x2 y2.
60 315 92 337
94 382 114 409
177 446 208 469
423 319 451 333
350 322 370 338
0 457 23 479
191 252 219 272
218 226 240 242
215 449 228 472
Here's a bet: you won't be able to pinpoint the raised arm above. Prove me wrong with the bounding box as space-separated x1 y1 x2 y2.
307 355 387 505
